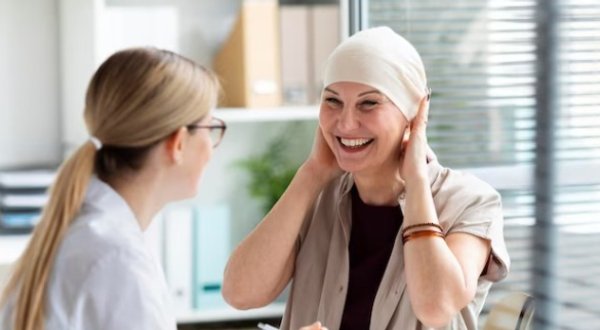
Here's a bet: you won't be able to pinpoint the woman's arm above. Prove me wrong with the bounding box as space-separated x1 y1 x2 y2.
222 128 341 309
399 96 493 327
402 180 492 328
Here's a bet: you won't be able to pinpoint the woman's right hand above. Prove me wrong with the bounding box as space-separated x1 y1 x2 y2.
299 321 328 330
302 125 342 185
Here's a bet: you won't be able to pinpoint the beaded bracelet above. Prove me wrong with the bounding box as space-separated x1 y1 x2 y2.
402 229 445 244
401 222 443 237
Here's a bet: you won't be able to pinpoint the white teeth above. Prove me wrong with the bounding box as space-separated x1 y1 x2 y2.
340 138 371 147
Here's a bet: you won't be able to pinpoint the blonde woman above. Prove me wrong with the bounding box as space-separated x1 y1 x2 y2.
0 48 225 330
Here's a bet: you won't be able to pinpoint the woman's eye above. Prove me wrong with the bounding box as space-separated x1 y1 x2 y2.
359 100 379 109
324 97 342 107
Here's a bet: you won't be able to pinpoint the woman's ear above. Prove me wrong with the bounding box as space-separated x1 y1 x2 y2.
164 127 187 165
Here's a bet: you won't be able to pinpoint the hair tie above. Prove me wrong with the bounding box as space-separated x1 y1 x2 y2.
89 136 103 150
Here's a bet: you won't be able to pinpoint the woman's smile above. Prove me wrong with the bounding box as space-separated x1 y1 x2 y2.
337 136 374 153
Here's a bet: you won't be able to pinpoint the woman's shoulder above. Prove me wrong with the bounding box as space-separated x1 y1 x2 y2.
433 163 501 203
430 163 503 226
54 212 152 282
297 173 352 241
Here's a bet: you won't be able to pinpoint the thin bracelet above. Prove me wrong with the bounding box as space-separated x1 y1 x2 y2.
401 222 443 237
402 229 445 245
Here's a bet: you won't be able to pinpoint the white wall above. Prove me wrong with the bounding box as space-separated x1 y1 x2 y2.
103 0 241 65
0 0 61 168
59 0 243 152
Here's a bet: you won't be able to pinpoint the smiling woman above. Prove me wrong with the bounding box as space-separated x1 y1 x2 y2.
319 82 408 180
222 26 509 330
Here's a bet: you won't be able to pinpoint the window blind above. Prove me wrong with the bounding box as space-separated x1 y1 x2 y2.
367 0 537 168
551 1 600 327
363 0 600 328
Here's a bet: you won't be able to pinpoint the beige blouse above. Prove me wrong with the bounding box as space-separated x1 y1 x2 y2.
280 160 510 330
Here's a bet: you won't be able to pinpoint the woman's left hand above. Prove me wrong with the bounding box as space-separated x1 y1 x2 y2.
399 95 432 189
299 321 328 330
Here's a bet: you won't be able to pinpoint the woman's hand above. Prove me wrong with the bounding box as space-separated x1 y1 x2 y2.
299 321 328 330
399 95 432 189
302 125 342 186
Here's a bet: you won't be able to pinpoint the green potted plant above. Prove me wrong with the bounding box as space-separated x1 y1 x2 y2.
235 133 302 214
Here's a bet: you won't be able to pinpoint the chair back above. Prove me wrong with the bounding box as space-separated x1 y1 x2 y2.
483 292 535 330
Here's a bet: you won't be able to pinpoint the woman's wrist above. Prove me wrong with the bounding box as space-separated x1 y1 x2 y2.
402 177 438 227
404 175 429 193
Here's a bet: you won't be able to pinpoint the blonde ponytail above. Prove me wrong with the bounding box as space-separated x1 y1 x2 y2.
2 142 97 329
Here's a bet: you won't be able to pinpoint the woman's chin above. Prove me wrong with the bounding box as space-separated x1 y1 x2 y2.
336 160 365 174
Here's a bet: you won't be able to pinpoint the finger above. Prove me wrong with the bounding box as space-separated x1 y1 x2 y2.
426 144 437 163
410 97 430 148
304 321 321 330
412 94 430 132
398 127 410 159
402 127 410 147
313 125 329 154
315 125 325 144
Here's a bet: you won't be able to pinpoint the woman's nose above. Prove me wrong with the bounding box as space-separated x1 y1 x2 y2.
338 106 360 131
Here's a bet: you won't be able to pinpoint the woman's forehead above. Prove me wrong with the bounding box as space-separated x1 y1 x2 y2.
324 82 383 95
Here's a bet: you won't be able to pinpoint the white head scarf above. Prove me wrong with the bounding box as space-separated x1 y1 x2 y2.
322 26 428 121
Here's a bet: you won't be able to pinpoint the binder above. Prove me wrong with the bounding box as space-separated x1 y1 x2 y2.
163 206 194 311
0 169 55 233
0 211 41 229
279 4 340 104
0 193 48 209
213 0 282 107
280 5 310 104
193 205 230 309
0 170 55 189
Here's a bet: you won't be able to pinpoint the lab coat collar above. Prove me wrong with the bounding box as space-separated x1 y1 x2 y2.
83 176 142 234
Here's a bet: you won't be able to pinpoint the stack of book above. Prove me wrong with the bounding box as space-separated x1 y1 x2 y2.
0 169 56 233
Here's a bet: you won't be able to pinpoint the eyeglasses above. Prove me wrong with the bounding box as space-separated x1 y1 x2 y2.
186 117 227 148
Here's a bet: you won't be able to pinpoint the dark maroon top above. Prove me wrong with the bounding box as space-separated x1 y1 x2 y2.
339 185 403 330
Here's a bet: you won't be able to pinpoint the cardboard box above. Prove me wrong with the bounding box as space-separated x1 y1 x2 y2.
214 0 282 108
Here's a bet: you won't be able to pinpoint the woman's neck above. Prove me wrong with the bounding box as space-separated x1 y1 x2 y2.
104 170 166 231
353 168 405 206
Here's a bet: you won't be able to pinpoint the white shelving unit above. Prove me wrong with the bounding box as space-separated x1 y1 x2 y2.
0 234 30 266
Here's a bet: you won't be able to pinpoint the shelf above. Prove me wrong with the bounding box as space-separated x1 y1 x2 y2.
215 106 319 122
0 234 30 266
176 302 285 324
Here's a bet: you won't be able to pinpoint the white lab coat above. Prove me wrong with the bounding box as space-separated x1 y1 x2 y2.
0 177 177 330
